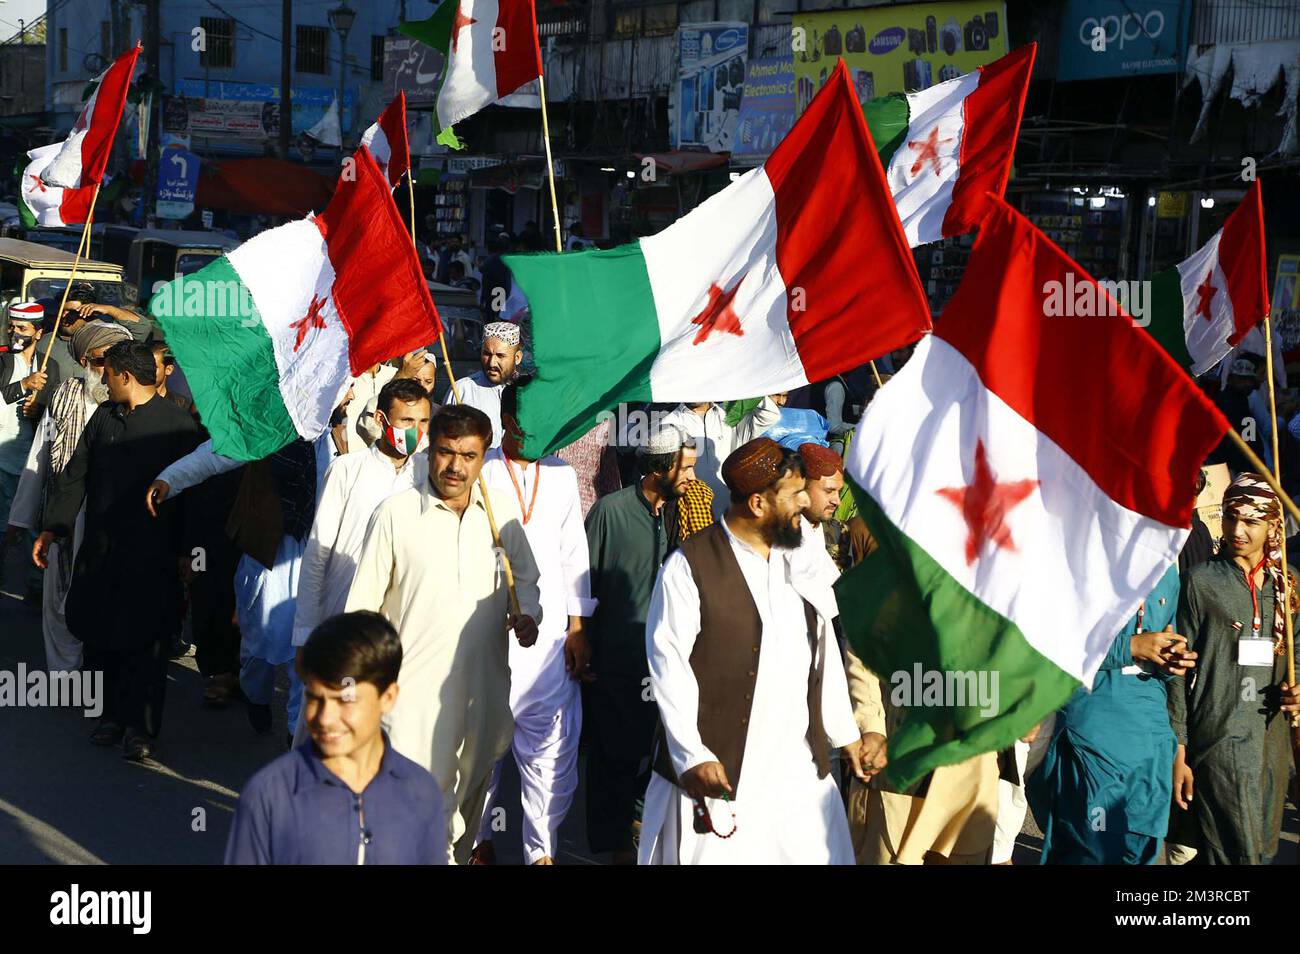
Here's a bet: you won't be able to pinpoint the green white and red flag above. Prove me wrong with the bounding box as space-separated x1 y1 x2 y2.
836 196 1230 787
19 43 141 227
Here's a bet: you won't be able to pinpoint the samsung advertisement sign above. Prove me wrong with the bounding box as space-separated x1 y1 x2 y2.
1057 0 1190 81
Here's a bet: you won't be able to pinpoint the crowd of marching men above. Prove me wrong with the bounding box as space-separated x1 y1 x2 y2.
2 285 1299 865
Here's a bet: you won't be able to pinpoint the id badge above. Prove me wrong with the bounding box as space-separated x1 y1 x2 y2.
1237 637 1275 667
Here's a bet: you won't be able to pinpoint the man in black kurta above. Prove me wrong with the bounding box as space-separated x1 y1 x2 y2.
37 341 199 760
582 426 706 862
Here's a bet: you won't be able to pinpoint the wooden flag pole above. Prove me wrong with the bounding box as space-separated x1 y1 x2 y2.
405 169 524 621
537 70 564 254
1258 319 1300 748
1264 317 1300 737
40 183 102 374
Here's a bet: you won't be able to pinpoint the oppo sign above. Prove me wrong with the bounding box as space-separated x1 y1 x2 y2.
1078 9 1166 50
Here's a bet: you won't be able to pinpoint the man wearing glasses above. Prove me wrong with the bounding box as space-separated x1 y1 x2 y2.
8 320 130 670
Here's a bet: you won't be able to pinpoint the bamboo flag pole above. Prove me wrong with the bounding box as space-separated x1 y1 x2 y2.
40 183 102 374
537 71 564 254
405 169 525 623
1263 316 1299 732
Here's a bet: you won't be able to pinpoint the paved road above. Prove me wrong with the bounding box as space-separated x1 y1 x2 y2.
1 546 1293 865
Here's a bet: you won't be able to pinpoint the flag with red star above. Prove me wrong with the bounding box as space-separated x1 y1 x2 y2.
360 92 411 189
835 196 1229 788
504 60 931 459
1145 180 1270 376
150 148 442 461
399 0 542 148
18 43 140 227
862 43 1035 247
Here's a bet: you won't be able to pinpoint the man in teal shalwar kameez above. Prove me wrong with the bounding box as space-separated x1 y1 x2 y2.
1029 564 1195 864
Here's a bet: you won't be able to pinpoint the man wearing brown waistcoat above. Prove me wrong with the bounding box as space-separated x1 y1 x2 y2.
638 437 871 863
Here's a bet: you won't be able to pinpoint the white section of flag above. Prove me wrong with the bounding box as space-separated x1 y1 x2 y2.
642 165 805 401
886 71 978 247
19 144 69 226
1175 229 1234 376
43 66 110 189
848 334 1186 686
360 123 392 182
228 218 352 440
439 0 501 130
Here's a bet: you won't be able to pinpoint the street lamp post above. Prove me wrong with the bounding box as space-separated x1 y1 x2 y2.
328 1 356 147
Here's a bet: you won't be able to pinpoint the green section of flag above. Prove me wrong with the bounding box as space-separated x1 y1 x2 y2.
724 397 762 427
834 480 1079 789
861 92 911 170
1143 266 1196 373
398 2 456 54
150 256 299 461
400 2 464 148
505 244 661 458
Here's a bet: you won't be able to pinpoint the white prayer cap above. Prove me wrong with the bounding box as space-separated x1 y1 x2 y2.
7 301 43 323
638 422 694 457
483 321 521 347
1229 357 1258 377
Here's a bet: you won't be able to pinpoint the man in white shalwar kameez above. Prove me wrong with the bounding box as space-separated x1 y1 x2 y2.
345 403 543 864
9 321 130 671
293 379 431 648
640 438 870 865
443 321 522 448
473 379 597 864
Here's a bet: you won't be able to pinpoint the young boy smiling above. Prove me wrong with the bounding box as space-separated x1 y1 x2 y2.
225 612 447 864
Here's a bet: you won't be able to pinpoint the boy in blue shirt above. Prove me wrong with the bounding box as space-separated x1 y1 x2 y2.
225 611 447 864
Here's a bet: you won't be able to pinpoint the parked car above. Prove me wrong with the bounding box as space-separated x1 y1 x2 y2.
0 237 126 317
128 229 239 306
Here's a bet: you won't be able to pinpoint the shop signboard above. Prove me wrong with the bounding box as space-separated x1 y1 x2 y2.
1056 0 1189 81
792 1 1007 112
673 22 749 152
733 54 795 162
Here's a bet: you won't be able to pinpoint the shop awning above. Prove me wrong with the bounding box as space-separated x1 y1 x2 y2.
634 151 730 176
196 158 335 216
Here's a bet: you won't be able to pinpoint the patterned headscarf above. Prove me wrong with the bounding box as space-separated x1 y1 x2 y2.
1222 472 1298 651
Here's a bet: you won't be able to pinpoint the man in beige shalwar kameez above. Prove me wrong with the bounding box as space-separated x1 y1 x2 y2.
846 650 1001 865
346 404 542 864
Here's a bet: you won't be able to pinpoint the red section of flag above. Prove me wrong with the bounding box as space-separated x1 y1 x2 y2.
80 44 141 186
1220 179 1270 346
378 91 410 186
59 185 96 224
493 0 543 99
935 439 1039 565
316 147 442 375
936 196 1228 528
763 59 931 382
943 42 1036 239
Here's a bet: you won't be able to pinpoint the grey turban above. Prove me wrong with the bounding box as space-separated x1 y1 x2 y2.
70 320 132 363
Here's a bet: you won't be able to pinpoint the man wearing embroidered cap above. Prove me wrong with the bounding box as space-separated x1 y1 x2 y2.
444 320 521 448
640 437 869 863
2 301 61 574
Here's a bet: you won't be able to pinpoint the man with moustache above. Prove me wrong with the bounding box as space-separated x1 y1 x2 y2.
9 320 130 670
345 403 542 864
639 438 868 863
443 322 522 448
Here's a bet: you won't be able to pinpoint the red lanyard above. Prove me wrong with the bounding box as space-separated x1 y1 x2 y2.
506 458 540 524
1242 556 1267 638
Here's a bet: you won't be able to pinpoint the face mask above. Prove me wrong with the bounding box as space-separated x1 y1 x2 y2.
8 333 33 352
384 423 427 456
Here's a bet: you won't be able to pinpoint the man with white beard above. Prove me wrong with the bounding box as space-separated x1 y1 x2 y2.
9 320 130 670
639 438 870 864
472 377 596 864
